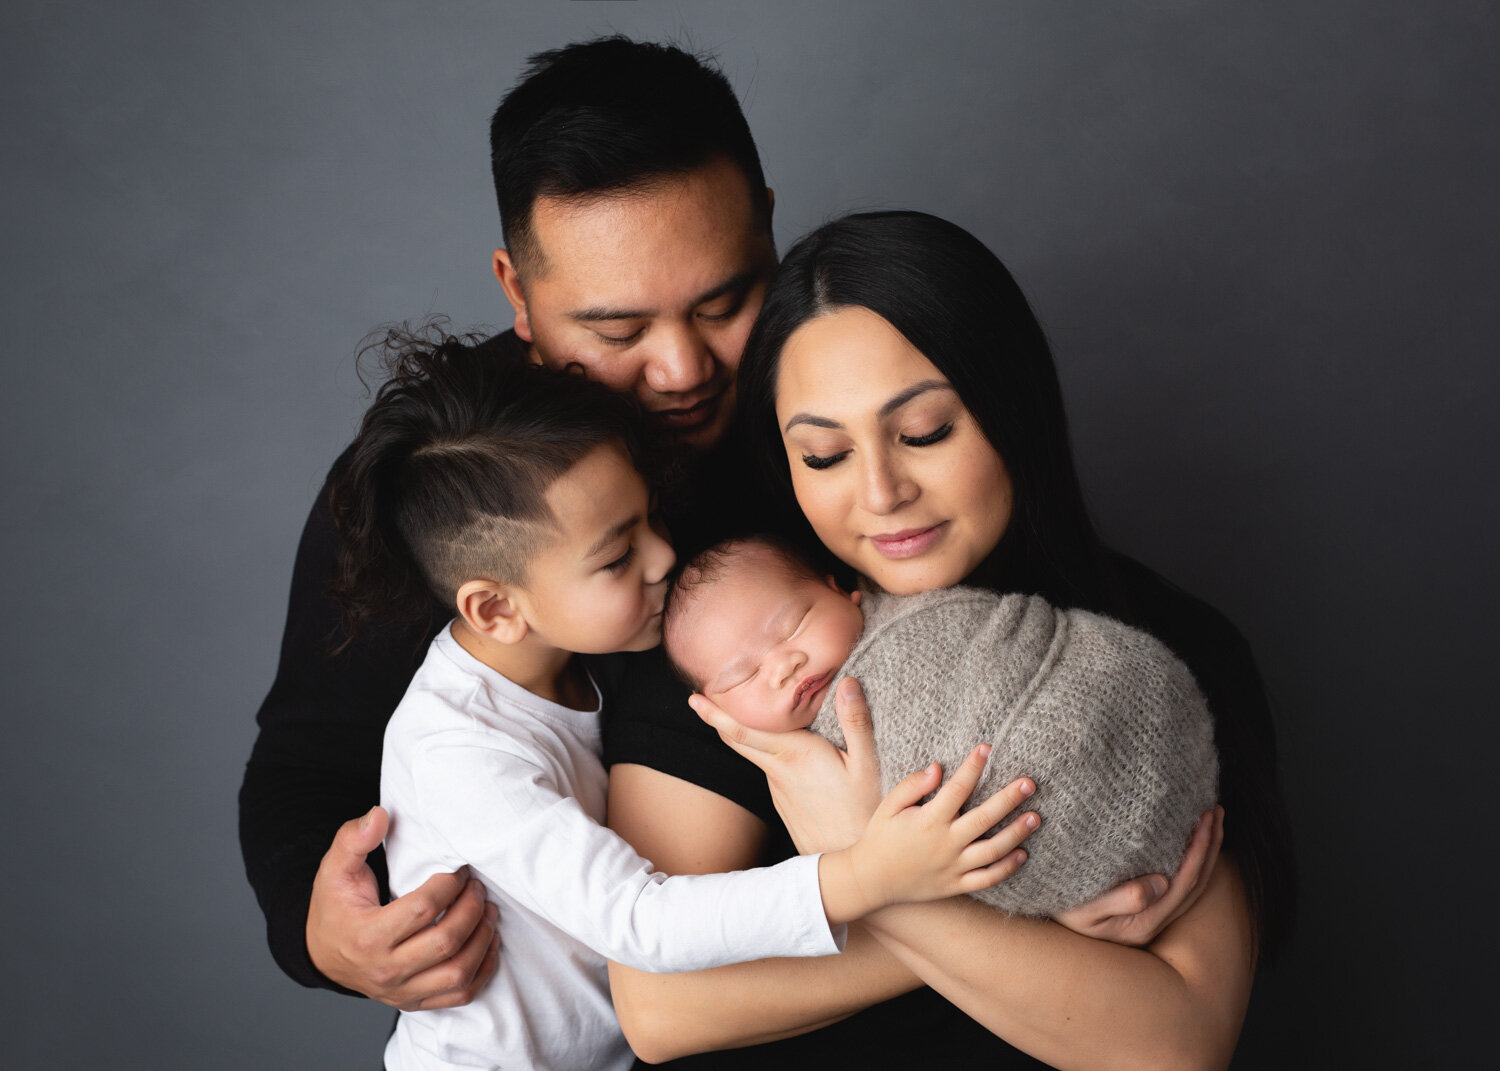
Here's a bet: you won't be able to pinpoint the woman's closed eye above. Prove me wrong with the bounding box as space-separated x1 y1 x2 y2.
900 422 954 447
800 449 849 471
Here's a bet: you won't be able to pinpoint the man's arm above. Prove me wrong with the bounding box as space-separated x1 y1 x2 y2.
239 469 496 1005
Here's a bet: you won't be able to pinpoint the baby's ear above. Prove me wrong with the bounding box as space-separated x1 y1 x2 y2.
824 573 860 604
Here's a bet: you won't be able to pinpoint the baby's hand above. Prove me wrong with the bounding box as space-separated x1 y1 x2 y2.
818 746 1038 923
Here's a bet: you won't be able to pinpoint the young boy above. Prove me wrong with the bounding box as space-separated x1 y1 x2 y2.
664 536 1219 918
330 334 1035 1071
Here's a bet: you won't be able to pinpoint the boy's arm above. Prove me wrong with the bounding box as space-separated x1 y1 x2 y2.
605 765 922 1063
414 740 842 972
239 472 494 1004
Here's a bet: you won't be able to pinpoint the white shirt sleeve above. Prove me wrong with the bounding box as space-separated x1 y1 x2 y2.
411 734 844 973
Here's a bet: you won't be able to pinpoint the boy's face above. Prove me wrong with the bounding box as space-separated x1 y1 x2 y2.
515 442 675 654
668 553 865 732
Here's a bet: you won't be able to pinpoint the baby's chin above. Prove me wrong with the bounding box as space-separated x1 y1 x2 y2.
729 704 820 734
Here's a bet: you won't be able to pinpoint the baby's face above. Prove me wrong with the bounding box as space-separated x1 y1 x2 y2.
669 556 865 732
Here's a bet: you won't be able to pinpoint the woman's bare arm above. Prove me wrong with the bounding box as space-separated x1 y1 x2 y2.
605 763 924 1064
863 857 1255 1071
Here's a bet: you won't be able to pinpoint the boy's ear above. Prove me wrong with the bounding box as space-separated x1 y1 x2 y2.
492 249 532 343
456 578 529 645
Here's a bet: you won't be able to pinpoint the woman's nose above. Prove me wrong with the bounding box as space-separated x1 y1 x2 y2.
857 452 918 515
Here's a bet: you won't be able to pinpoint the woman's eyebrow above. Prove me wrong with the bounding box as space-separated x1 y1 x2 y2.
783 379 954 431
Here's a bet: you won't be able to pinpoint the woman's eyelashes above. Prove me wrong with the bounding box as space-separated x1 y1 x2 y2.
900 421 954 447
797 422 955 469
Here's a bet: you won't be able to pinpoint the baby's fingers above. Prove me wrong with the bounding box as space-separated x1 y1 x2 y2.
952 777 1037 842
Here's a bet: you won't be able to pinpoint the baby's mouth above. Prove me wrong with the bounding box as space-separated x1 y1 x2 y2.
793 672 830 710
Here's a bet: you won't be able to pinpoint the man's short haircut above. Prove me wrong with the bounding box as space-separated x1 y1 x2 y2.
489 35 772 273
662 535 821 689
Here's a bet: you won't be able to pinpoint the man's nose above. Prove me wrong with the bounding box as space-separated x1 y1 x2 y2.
643 324 716 396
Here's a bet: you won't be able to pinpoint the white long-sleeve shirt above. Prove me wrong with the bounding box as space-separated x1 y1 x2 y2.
382 626 841 1071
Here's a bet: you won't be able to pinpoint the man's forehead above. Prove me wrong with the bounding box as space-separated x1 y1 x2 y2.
524 162 769 305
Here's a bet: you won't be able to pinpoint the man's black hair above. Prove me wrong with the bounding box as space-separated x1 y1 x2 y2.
489 35 771 272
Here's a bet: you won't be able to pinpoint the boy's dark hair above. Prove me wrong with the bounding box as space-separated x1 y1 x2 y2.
661 534 820 689
489 35 771 273
330 323 642 641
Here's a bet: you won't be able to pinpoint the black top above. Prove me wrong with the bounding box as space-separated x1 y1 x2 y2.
241 330 1289 1065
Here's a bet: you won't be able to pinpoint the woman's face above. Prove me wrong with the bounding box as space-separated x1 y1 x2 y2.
775 306 1014 595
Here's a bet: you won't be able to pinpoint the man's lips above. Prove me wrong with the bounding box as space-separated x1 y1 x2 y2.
869 523 947 559
652 392 721 430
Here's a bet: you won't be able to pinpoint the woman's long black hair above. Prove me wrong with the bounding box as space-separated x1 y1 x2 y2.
739 211 1293 953
739 210 1118 614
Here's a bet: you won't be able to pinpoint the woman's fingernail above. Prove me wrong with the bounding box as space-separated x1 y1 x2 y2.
1150 875 1169 897
977 744 992 758
1020 779 1035 796
1024 813 1039 830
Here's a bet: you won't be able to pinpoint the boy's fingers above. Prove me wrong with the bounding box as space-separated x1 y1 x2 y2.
960 848 1028 893
926 745 993 819
878 762 943 816
953 777 1036 841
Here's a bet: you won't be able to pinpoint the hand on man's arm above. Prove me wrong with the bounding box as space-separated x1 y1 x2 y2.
241 465 495 1005
306 807 498 1009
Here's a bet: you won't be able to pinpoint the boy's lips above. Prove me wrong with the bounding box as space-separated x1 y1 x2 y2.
869 523 947 559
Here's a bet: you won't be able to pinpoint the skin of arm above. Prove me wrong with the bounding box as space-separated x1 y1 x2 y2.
692 681 1255 1071
605 763 925 1064
863 857 1255 1071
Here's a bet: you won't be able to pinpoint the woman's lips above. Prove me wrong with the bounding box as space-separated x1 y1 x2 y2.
869 523 947 559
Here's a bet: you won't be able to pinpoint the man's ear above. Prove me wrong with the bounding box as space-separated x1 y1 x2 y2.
456 577 530 645
766 187 775 219
492 249 532 342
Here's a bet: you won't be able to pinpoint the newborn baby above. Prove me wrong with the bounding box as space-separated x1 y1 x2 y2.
664 536 1218 916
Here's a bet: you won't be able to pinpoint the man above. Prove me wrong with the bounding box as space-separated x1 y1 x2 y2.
240 36 778 1010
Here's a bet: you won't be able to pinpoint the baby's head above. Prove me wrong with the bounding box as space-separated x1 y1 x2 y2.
332 330 674 656
664 537 865 731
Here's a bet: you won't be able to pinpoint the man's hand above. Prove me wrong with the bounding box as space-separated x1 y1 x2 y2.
306 806 499 1010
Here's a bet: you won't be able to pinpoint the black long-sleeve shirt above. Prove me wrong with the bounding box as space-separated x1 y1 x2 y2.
241 335 1290 1062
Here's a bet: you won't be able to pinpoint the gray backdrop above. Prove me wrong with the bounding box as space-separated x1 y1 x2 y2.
3 1 1495 1067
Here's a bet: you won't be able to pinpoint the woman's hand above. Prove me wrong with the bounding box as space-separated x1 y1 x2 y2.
1051 805 1224 947
690 677 883 854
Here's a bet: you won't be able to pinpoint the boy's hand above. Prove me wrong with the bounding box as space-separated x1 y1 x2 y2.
306 806 500 1010
818 747 1039 923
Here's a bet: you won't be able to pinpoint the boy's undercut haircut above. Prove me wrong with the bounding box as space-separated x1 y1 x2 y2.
330 324 642 641
489 35 772 274
662 535 821 689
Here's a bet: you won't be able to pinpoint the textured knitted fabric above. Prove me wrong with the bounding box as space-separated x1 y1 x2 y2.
811 587 1217 916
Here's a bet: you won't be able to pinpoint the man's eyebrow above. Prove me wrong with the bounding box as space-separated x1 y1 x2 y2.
783 380 954 431
567 269 759 324
586 515 638 559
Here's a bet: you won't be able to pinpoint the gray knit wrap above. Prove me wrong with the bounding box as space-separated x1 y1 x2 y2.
810 587 1217 916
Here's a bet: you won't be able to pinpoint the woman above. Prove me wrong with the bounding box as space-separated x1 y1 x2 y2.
606 211 1294 1069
